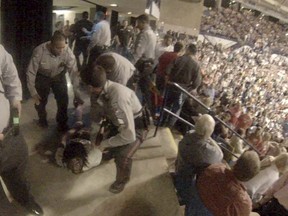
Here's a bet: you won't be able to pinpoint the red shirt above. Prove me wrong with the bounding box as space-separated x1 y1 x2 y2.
157 51 178 77
197 163 252 216
236 113 252 131
229 106 242 127
248 136 268 157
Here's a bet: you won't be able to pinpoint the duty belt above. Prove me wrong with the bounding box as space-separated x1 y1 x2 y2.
37 70 65 78
134 108 143 118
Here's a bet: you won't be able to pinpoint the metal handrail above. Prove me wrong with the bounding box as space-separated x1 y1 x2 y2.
154 81 260 155
171 82 260 154
163 108 239 159
163 108 194 129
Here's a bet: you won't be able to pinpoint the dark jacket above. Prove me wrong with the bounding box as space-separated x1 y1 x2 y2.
169 55 202 90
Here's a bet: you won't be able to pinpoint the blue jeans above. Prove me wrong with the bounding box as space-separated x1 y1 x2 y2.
164 86 187 127
185 180 213 216
174 172 213 216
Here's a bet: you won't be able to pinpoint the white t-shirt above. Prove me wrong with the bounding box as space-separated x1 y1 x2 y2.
244 164 279 203
83 147 102 171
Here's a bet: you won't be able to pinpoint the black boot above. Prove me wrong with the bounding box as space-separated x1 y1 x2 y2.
109 157 132 194
22 199 43 216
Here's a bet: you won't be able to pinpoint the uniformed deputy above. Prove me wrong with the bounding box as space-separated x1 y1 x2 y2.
94 51 136 87
0 45 43 215
27 31 79 131
115 20 134 60
81 65 148 193
132 14 157 64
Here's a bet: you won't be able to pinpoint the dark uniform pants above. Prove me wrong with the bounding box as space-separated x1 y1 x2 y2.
0 134 31 216
102 114 148 184
73 39 89 70
162 86 187 127
138 76 154 115
35 73 68 126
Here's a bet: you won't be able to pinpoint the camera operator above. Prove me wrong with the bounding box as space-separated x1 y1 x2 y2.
0 45 43 216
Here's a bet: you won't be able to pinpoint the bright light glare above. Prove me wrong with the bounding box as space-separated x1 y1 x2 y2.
53 10 71 14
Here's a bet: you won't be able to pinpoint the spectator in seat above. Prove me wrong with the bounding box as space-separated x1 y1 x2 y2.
197 151 261 216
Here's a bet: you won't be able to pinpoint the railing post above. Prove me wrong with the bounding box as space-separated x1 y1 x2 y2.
153 85 169 137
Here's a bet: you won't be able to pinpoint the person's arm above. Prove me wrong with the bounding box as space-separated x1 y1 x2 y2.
82 23 97 37
92 24 102 41
88 24 102 50
133 32 148 63
90 96 105 144
165 58 176 78
154 43 161 61
208 137 224 160
26 47 42 103
1 45 22 106
101 100 136 148
65 47 82 101
65 47 78 76
190 64 202 90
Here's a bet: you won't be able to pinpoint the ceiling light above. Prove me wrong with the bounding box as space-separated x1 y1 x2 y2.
127 12 132 15
110 3 117 7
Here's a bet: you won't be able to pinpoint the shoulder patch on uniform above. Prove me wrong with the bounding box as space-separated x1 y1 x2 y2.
112 102 125 125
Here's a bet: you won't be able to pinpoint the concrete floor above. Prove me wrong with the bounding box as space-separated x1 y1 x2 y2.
5 80 183 216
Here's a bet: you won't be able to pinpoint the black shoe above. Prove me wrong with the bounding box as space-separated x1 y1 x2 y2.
109 181 128 194
23 200 43 216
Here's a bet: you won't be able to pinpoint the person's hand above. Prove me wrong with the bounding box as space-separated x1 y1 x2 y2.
33 94 41 105
55 147 64 167
11 100 22 117
95 134 103 146
95 145 105 152
81 27 88 34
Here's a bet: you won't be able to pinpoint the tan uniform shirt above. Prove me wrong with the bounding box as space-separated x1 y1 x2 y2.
0 45 22 132
27 42 78 97
90 80 142 148
133 25 157 63
88 20 111 50
101 52 135 86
